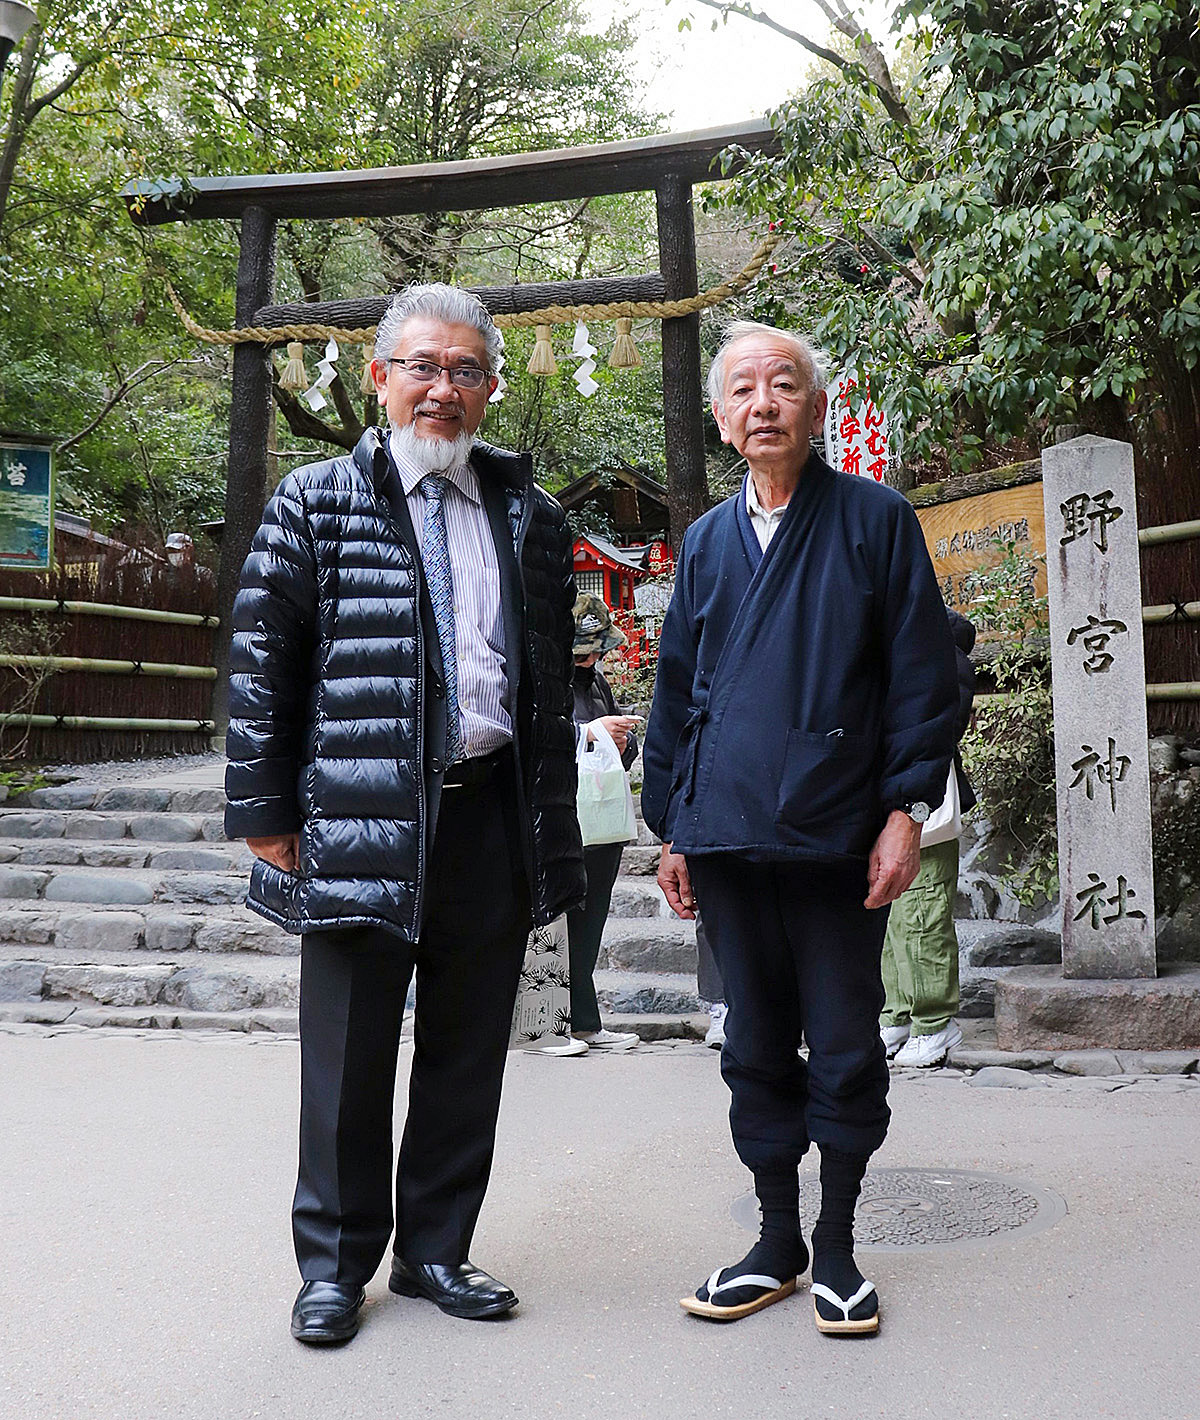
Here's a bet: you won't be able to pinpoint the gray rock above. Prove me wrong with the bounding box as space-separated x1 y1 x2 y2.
955 876 1001 921
14 843 85 866
200 816 228 842
146 848 232 871
959 922 1061 968
0 908 55 944
0 868 51 899
160 872 250 906
167 787 227 814
71 813 125 841
128 813 202 843
964 1066 1050 1088
1148 736 1182 774
22 785 101 809
601 920 697 973
55 910 146 953
143 913 199 951
1112 1050 1199 1075
248 1009 301 1033
607 879 664 919
193 917 296 956
43 872 156 906
0 999 74 1023
595 971 701 1015
0 847 17 863
44 963 174 1007
70 1007 179 1029
159 966 297 1012
1053 1050 1123 1076
1054 1077 1128 1091
996 963 1200 1051
949 1047 1055 1070
95 787 172 812
0 960 46 1001
0 812 67 838
618 846 660 877
79 844 151 868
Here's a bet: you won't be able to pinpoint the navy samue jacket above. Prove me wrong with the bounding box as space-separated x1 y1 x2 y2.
641 454 958 864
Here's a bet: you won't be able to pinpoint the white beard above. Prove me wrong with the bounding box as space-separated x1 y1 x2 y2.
391 421 474 475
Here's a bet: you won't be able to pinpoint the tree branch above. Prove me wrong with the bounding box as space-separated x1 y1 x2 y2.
56 359 204 454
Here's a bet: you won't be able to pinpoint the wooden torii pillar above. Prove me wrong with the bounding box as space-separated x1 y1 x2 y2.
124 122 777 733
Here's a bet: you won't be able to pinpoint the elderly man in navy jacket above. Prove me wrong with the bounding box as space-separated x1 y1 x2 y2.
642 320 957 1335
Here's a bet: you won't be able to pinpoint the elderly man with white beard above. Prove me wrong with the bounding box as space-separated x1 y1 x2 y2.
225 283 584 1345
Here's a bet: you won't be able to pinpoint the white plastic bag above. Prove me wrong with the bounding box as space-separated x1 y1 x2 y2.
576 720 637 847
920 764 962 847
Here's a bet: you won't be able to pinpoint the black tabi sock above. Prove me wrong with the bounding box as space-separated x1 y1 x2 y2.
716 1166 808 1290
811 1147 875 1311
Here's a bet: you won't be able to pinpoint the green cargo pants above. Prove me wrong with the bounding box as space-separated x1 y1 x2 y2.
880 837 960 1037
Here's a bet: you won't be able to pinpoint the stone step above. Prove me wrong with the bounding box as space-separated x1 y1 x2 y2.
606 877 675 919
0 839 251 871
18 784 227 814
593 969 701 1016
0 945 299 1011
618 845 660 876
0 1000 298 1033
0 808 226 842
601 917 697 974
0 863 254 907
0 902 297 956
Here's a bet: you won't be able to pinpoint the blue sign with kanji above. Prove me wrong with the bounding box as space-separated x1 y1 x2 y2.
0 440 54 570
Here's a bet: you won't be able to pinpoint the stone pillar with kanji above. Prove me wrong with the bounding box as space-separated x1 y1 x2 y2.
1043 436 1156 979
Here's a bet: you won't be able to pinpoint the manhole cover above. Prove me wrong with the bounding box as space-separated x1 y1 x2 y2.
732 1168 1066 1251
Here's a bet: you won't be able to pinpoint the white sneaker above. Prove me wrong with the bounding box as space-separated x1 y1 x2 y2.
880 1023 910 1058
704 1003 728 1049
894 1021 963 1068
574 1028 639 1050
533 1037 589 1056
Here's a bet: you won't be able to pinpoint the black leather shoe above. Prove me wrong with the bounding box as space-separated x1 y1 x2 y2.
290 1280 366 1344
388 1258 518 1319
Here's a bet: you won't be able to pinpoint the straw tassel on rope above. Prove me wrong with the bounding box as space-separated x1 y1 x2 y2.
608 317 642 369
527 323 558 377
279 342 310 392
360 341 376 396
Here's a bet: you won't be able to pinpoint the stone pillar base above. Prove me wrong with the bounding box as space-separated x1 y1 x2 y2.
995 963 1200 1050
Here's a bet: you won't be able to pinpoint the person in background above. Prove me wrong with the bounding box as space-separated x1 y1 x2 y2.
880 607 978 1068
564 593 641 1053
696 918 727 1048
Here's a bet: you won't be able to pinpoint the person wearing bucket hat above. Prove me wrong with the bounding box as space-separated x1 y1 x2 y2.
561 593 642 1053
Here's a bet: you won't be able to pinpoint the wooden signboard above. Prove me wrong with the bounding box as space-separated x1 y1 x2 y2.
914 482 1046 614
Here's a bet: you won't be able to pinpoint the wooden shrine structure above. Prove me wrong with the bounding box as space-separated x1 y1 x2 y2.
124 121 776 732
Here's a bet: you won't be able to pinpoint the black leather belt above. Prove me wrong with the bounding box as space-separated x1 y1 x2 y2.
441 745 510 789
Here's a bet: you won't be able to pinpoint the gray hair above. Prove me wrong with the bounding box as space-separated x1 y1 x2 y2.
374 282 505 373
706 320 828 411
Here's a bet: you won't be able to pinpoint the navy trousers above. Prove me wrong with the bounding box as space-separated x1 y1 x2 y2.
292 761 530 1284
686 854 891 1167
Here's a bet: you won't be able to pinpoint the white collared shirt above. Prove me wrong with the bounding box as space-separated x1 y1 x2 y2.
389 434 512 756
745 473 790 552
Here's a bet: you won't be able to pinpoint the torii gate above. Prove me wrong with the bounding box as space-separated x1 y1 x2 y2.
124 121 776 732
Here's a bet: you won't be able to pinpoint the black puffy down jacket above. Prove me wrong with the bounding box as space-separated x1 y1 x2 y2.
224 429 585 941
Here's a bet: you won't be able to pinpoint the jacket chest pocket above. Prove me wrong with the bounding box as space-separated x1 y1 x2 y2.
774 729 876 840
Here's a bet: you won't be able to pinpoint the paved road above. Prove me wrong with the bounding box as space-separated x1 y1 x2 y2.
2 1027 1197 1420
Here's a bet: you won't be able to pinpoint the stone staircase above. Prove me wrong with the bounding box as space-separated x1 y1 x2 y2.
0 762 1062 1036
0 766 704 1036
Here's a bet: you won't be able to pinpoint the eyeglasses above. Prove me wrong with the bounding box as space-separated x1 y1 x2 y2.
387 357 489 390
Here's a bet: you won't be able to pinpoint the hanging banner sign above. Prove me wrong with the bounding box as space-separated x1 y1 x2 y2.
0 437 54 570
823 368 894 482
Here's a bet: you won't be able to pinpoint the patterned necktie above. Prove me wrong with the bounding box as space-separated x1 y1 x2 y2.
419 474 462 764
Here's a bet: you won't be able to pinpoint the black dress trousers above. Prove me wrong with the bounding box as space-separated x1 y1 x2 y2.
292 757 531 1284
686 854 892 1167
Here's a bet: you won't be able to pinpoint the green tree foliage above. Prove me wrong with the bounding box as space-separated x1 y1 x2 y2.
715 0 1200 480
0 0 666 539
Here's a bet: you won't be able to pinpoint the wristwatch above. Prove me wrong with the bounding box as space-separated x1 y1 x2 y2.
902 801 931 824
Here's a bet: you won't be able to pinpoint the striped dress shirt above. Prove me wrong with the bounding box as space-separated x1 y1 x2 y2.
390 436 512 757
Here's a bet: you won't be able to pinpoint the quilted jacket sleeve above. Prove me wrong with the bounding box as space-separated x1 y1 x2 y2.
224 475 318 839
